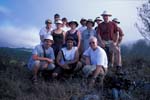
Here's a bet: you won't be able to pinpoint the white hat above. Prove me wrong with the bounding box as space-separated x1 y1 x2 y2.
101 11 112 16
55 20 63 24
44 35 53 41
112 18 120 24
94 17 102 22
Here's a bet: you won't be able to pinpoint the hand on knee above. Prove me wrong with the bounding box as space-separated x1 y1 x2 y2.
52 73 58 78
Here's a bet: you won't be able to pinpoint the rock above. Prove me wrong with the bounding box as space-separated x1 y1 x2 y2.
81 94 100 100
70 95 78 100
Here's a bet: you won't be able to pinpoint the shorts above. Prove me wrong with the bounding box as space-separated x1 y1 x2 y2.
82 65 107 77
28 60 55 70
82 65 96 77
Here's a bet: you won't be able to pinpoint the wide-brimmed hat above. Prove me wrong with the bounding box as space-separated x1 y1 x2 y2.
44 35 53 42
94 17 102 22
112 18 120 24
101 11 112 16
45 19 52 24
55 20 63 24
69 20 78 27
86 19 95 27
80 18 87 23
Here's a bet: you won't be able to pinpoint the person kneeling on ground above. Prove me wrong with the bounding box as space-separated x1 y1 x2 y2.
28 34 55 83
82 36 108 87
52 36 82 78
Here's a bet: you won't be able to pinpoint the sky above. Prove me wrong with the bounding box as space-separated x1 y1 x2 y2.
0 0 147 48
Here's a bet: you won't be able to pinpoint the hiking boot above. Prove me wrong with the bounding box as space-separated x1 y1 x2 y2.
32 76 38 84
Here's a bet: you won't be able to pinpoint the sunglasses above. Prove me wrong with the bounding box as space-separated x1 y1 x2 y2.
89 41 95 45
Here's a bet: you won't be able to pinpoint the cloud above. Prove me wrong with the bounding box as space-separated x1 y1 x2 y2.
0 5 11 15
0 25 40 48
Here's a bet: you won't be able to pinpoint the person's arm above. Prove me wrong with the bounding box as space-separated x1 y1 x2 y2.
85 56 91 65
40 35 44 42
117 27 124 45
56 50 70 69
83 48 91 65
39 28 45 42
92 65 104 78
62 31 66 44
77 30 81 49
32 55 53 63
49 48 55 63
112 23 119 45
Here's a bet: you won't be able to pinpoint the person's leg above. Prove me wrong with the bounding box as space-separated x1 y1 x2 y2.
52 66 64 78
32 61 40 81
82 65 96 78
109 51 114 67
71 61 83 73
41 61 48 69
112 88 119 100
105 44 114 68
89 66 105 87
111 44 122 67
48 63 55 70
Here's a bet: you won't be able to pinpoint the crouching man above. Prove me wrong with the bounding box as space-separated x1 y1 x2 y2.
28 35 55 83
82 36 108 87
52 36 82 78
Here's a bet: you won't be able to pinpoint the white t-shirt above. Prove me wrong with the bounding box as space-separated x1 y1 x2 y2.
62 26 70 32
83 46 108 68
39 27 53 36
78 26 87 33
60 47 77 64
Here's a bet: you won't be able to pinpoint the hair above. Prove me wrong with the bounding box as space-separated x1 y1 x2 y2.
54 13 60 18
62 17 67 22
66 36 74 41
89 36 97 43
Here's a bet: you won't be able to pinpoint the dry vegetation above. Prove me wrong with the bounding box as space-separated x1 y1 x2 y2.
0 40 150 100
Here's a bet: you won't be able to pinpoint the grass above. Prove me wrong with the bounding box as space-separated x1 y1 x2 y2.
0 40 150 100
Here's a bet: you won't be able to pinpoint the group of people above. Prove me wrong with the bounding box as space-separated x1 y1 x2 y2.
27 11 124 87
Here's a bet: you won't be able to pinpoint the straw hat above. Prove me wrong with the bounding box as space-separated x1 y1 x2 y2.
101 11 112 16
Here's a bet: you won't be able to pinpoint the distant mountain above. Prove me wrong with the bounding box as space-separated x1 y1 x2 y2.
0 47 32 62
0 41 16 48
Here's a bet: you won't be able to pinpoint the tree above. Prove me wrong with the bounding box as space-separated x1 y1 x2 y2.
136 0 150 41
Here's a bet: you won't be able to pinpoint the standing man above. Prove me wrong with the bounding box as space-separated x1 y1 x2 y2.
97 11 122 70
28 35 55 83
82 36 108 86
112 18 124 46
39 19 53 43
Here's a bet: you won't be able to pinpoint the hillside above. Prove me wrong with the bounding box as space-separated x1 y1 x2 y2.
0 41 150 100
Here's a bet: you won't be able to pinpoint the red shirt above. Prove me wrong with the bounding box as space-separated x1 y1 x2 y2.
97 21 118 41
